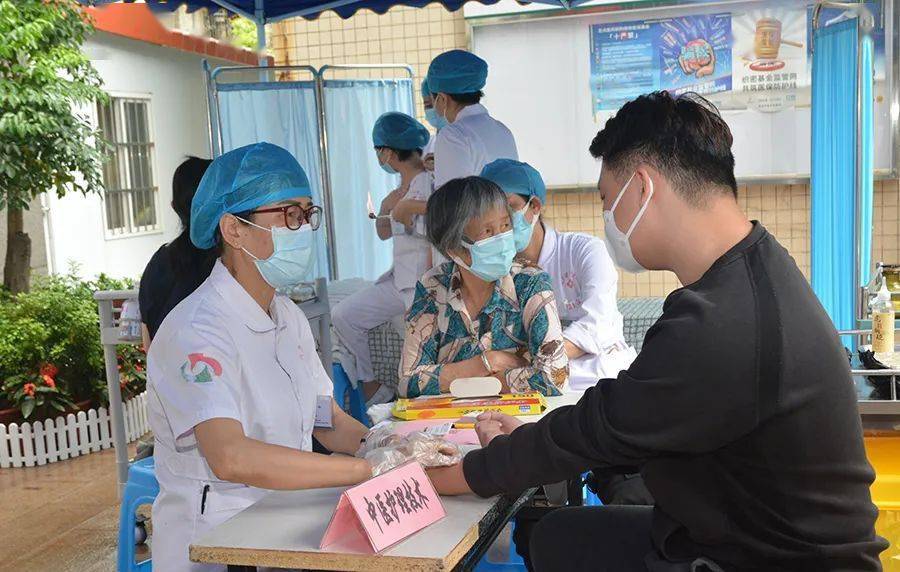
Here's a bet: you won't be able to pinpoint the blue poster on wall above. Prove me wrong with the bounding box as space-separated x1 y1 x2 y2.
590 14 732 112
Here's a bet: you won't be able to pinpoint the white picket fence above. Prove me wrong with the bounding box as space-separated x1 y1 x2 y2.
0 392 150 468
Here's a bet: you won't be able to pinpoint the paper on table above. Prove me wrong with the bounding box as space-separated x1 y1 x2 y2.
393 420 480 446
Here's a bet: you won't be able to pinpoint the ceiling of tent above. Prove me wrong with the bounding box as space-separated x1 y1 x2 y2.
78 0 583 22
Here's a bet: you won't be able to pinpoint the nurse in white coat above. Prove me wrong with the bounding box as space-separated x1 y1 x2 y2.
426 50 518 188
420 78 446 172
481 159 637 390
332 113 434 405
147 142 374 571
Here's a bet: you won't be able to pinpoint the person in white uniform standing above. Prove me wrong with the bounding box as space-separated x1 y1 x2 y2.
332 112 434 406
480 159 637 390
426 49 518 188
147 142 376 571
420 78 446 172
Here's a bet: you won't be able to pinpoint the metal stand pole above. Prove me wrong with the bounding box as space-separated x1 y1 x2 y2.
314 74 339 280
97 301 129 499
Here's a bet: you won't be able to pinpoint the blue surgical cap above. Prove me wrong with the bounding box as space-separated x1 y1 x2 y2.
190 142 312 249
372 112 430 151
480 159 547 204
426 50 488 95
421 78 431 98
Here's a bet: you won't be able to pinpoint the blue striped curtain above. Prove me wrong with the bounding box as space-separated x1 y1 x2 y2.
810 19 874 335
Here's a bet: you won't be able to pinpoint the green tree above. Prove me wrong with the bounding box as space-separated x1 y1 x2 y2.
230 16 259 51
0 0 107 293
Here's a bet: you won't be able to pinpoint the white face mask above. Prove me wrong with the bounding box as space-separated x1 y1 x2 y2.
602 172 654 274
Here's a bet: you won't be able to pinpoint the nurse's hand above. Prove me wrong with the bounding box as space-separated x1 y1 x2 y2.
391 199 416 227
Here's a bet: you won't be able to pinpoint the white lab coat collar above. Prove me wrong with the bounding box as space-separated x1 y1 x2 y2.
452 103 488 123
208 260 283 333
538 224 558 269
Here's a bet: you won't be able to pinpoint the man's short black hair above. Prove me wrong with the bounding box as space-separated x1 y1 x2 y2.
448 91 483 105
589 91 737 203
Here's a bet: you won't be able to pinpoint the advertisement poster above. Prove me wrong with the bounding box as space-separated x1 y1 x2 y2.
732 8 808 112
590 14 732 112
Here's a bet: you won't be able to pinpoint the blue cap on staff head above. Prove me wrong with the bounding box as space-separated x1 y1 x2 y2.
372 112 430 151
426 50 488 95
480 159 547 204
190 142 311 249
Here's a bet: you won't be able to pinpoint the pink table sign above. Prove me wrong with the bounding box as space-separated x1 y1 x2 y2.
319 461 446 553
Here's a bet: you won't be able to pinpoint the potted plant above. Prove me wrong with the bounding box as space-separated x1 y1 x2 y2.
1 364 76 422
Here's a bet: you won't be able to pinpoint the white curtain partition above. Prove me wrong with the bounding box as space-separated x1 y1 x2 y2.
322 78 415 280
217 81 331 279
215 77 416 282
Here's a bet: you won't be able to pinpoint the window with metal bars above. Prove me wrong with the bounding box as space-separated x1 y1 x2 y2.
96 96 159 236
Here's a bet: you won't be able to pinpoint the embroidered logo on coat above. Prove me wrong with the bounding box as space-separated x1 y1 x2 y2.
180 353 223 384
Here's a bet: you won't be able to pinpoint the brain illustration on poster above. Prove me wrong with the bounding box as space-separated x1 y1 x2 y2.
590 14 732 113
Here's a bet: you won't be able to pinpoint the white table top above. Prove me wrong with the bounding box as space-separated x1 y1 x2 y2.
190 486 506 571
190 393 583 570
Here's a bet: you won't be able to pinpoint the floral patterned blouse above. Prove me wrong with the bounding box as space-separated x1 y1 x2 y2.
399 260 569 397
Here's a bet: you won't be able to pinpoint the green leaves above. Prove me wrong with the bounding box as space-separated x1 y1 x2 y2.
21 397 35 419
0 0 108 209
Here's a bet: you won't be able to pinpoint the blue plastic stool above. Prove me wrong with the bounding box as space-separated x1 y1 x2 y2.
118 456 159 572
583 472 603 506
474 521 526 571
332 363 370 426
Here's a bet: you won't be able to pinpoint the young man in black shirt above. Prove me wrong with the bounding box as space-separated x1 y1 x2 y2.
429 91 887 571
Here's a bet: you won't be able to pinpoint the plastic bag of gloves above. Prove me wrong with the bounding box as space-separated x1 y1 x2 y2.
357 422 462 476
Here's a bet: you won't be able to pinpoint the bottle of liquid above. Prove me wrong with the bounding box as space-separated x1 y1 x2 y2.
872 282 895 354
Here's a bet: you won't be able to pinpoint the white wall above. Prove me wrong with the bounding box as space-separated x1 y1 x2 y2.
47 33 233 280
470 1 893 187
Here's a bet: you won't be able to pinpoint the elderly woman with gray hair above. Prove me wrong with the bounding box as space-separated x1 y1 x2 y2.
399 176 569 397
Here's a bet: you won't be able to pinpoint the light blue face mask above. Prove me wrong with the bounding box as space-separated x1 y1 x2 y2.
511 198 539 252
378 148 398 175
454 230 516 283
239 219 316 289
425 108 447 131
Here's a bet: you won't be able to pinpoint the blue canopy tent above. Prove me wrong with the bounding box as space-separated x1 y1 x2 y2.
81 0 588 65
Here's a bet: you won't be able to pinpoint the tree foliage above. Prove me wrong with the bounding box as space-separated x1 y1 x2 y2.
230 15 259 51
0 0 108 211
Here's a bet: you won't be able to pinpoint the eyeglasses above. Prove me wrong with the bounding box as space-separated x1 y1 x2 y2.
249 204 322 231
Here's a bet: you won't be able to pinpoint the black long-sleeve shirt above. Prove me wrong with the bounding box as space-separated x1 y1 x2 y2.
463 223 887 570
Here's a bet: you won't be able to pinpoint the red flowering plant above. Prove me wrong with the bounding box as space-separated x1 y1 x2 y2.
2 363 76 420
116 344 147 402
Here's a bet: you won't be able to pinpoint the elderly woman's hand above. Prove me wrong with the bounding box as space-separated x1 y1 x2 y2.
485 350 529 373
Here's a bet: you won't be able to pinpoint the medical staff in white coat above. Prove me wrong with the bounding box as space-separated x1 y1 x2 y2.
147 142 375 571
332 113 434 406
481 159 637 390
426 50 518 188
421 78 445 172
